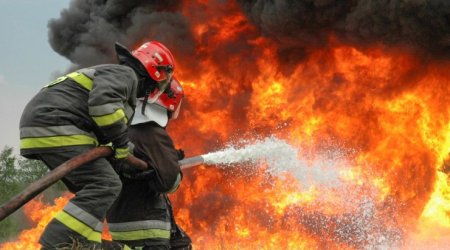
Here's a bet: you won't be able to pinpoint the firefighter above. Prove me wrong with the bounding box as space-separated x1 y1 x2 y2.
106 77 192 249
19 41 176 249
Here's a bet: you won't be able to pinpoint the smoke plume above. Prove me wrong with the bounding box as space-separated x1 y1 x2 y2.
237 0 450 63
49 0 450 70
48 0 195 68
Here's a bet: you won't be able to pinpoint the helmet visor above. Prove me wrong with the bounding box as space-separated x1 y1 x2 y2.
147 65 173 104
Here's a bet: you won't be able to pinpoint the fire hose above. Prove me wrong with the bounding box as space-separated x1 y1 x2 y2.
0 147 206 222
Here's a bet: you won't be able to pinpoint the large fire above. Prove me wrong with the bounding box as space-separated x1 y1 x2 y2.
0 194 73 250
2 1 450 249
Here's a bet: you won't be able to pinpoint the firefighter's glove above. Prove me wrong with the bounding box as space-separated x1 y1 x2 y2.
114 144 129 160
176 148 185 160
114 142 134 160
100 142 130 161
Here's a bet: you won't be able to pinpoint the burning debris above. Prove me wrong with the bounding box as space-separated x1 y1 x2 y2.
4 0 450 249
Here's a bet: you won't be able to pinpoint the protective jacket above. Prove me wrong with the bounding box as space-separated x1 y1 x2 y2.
20 64 139 249
124 121 182 192
107 121 190 249
20 64 137 157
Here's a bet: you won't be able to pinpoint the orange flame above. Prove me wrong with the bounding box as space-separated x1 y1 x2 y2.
0 193 113 249
169 1 450 249
0 194 71 250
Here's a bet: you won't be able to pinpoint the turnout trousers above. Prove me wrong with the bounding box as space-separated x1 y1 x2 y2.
107 179 192 249
37 146 122 249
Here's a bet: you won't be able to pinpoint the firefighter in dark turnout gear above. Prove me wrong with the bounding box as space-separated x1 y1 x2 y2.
107 77 192 249
19 41 176 249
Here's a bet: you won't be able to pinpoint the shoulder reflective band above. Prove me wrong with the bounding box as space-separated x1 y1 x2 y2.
67 72 93 90
43 72 93 90
44 76 67 88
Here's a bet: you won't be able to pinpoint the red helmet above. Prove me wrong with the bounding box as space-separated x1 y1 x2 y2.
132 41 175 84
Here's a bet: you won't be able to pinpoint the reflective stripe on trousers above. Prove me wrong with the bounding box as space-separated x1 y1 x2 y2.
54 202 103 242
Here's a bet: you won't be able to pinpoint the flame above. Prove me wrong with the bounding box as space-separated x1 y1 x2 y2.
169 1 450 249
0 193 113 249
5 0 450 249
0 194 71 250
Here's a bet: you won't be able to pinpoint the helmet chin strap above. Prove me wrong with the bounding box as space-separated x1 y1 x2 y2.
140 81 156 115
141 86 169 115
141 91 150 115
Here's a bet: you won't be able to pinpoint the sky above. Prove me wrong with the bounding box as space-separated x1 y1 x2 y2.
0 0 71 154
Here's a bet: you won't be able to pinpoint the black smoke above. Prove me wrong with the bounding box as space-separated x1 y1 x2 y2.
238 0 450 63
48 0 450 72
48 0 195 69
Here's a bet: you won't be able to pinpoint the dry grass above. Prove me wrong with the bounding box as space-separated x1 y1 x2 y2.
54 239 99 250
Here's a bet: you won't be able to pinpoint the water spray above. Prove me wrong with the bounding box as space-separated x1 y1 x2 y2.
179 136 299 172
180 136 338 186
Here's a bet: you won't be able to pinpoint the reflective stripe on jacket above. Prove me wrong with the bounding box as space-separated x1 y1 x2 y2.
107 185 172 246
20 125 98 149
108 220 171 241
19 64 137 156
